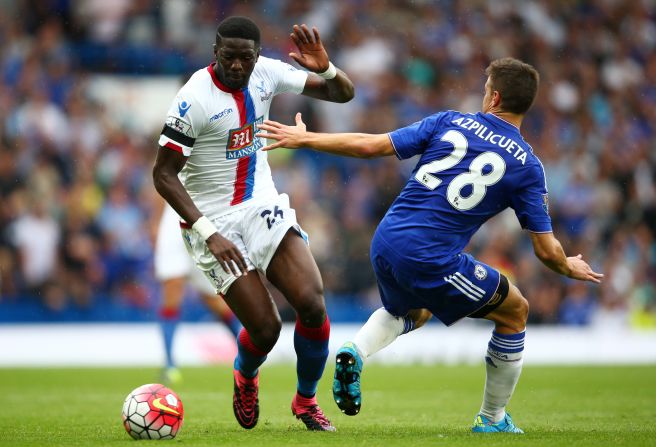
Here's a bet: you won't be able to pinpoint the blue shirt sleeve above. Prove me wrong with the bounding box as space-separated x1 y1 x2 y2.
388 113 444 160
510 161 553 232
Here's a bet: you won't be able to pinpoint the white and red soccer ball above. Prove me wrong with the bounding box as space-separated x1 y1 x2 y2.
122 383 184 440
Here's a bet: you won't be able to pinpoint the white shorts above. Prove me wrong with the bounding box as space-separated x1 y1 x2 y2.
154 203 216 296
182 193 307 295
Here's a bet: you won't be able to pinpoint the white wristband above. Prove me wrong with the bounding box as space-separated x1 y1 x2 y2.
317 61 337 80
192 215 217 241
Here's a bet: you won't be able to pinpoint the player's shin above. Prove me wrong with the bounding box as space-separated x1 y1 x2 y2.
234 328 269 378
352 307 414 359
294 316 330 397
480 330 525 422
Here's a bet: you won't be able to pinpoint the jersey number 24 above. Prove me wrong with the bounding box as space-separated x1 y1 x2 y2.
414 130 506 211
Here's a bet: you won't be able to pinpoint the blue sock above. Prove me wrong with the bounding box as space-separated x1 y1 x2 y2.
233 328 268 378
160 308 179 369
294 316 330 397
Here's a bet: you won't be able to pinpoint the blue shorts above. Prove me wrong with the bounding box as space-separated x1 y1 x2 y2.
371 236 502 326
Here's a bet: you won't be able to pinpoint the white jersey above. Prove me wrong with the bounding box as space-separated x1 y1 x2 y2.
158 56 308 219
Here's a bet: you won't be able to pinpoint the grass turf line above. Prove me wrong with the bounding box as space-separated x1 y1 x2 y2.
0 364 653 446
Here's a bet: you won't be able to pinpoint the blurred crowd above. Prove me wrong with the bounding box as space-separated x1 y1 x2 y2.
0 0 654 327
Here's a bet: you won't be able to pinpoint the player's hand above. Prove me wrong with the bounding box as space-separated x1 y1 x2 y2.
206 233 248 276
258 112 307 151
566 254 604 283
289 24 330 73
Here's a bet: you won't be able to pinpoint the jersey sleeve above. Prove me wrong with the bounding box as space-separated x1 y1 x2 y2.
510 161 553 232
388 113 443 160
157 87 207 156
260 57 308 96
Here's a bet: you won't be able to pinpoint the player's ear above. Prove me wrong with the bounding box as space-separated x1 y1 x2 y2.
492 90 502 108
213 43 218 58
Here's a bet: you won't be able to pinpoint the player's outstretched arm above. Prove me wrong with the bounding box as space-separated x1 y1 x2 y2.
259 112 395 158
529 232 603 283
290 24 354 103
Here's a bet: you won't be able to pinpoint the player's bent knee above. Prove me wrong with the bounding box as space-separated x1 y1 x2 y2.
505 295 528 333
507 283 529 329
291 287 327 326
247 317 282 352
295 302 327 327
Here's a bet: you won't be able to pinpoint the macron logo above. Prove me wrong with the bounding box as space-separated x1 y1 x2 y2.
209 107 233 123
178 100 191 117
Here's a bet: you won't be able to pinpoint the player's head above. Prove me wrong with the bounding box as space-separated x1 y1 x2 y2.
482 58 539 116
213 16 261 90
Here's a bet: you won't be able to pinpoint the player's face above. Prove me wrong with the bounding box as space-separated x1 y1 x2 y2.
214 38 260 90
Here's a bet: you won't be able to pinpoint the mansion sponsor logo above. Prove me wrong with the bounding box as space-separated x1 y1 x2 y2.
225 116 264 159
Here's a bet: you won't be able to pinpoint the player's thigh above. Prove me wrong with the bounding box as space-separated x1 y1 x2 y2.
266 229 325 319
482 279 529 333
370 252 415 318
242 194 323 311
223 272 281 348
181 212 256 296
420 254 502 326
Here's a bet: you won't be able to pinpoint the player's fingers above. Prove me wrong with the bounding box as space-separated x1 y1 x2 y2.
312 27 321 44
262 141 284 151
290 33 301 48
236 255 249 275
231 260 244 277
289 52 303 65
576 254 583 259
296 24 310 44
219 258 231 274
300 24 313 43
225 257 240 277
295 112 303 126
258 132 284 142
261 119 283 128
229 250 248 275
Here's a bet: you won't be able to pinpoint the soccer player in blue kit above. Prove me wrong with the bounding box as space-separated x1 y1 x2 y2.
258 57 603 433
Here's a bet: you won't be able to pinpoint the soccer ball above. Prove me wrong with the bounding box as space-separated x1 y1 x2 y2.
121 383 184 440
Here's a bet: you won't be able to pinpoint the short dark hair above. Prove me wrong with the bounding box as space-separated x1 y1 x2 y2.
485 57 539 115
216 16 260 47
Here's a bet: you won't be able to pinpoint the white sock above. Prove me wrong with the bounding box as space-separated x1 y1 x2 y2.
352 307 413 359
480 330 525 422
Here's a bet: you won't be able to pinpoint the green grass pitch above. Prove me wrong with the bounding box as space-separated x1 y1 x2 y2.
0 364 654 446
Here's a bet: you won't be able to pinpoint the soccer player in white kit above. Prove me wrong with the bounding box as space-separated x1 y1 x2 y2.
153 199 241 385
153 16 354 431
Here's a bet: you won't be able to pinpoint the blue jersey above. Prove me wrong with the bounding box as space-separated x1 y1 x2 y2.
378 110 551 277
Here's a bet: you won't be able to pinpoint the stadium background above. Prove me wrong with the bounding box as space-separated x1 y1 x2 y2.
0 0 654 365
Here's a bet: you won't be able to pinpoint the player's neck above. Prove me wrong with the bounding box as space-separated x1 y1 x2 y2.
490 111 523 129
